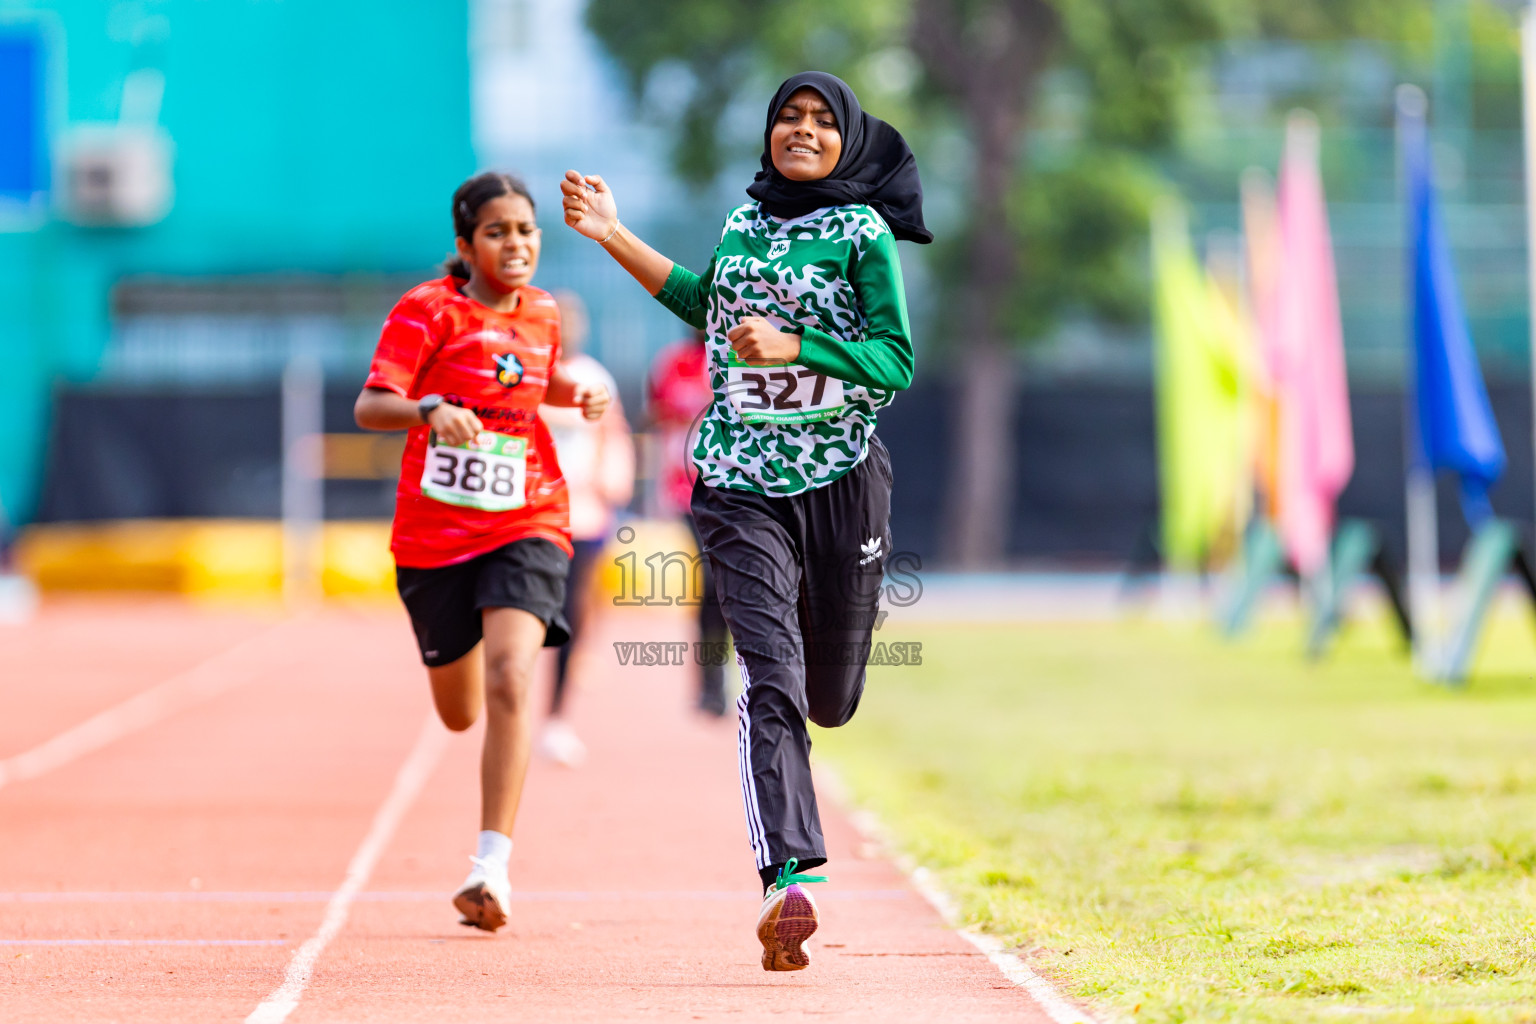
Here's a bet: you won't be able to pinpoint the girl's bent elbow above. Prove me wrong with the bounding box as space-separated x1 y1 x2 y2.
354 391 381 430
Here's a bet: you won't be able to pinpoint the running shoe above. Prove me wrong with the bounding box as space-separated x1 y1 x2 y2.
537 719 587 767
756 859 826 971
453 856 511 932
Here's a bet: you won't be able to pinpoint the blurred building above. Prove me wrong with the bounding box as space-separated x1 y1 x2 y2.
2 0 739 543
1 0 474 529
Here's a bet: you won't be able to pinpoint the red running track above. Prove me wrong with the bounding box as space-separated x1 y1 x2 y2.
0 598 1061 1022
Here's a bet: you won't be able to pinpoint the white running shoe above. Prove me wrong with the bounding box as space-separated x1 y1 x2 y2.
538 719 587 767
452 856 511 932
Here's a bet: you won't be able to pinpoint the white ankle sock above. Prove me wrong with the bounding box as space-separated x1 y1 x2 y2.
476 830 512 873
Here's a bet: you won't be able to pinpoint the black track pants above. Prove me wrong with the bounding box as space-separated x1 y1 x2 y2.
690 437 893 875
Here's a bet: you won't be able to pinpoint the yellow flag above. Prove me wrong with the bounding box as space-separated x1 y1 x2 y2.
1151 199 1253 569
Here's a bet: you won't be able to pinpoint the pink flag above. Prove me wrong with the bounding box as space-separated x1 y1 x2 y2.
1271 112 1355 576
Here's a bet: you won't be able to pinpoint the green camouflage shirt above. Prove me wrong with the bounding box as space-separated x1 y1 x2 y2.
655 201 914 496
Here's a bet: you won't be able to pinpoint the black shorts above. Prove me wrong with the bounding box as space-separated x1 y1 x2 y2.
395 537 571 667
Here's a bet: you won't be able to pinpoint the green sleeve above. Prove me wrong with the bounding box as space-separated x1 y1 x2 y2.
654 258 716 330
795 232 915 391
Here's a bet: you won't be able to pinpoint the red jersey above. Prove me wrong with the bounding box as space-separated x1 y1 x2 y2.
647 338 713 516
366 277 572 568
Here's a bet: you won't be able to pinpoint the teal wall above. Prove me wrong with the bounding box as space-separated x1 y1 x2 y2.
0 0 473 528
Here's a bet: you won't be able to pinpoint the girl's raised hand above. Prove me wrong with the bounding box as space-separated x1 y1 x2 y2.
561 171 672 295
561 170 619 242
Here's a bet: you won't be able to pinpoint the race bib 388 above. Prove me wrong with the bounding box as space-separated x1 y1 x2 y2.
420 431 527 511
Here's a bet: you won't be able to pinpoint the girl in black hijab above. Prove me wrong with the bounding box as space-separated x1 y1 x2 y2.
561 71 928 972
747 71 932 243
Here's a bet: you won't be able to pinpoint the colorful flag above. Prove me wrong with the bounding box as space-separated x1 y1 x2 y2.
1270 112 1354 577
1403 103 1505 524
1151 200 1252 569
1240 169 1282 520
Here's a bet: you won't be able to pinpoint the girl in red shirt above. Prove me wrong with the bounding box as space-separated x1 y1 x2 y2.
355 172 609 932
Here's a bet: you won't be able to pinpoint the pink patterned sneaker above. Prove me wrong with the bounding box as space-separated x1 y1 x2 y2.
755 859 826 971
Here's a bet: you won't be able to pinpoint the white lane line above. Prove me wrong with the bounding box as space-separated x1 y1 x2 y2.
0 623 290 792
906 864 1103 1024
245 716 447 1024
816 766 1103 1024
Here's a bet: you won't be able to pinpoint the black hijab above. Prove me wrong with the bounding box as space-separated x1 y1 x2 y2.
746 71 932 244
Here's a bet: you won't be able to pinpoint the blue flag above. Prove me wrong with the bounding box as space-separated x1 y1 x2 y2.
1405 106 1506 525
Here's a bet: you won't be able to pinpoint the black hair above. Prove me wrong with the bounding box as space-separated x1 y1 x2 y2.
443 171 536 279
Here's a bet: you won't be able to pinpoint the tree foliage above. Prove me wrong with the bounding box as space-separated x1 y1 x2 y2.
586 0 1461 346
585 0 907 184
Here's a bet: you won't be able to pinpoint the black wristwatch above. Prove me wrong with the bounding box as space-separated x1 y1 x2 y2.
418 394 446 422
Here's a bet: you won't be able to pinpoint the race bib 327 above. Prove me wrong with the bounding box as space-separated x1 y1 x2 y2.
725 351 846 425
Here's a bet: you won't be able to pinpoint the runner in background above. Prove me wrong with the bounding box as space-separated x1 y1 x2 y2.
648 329 730 716
562 71 929 970
537 290 635 766
354 172 609 933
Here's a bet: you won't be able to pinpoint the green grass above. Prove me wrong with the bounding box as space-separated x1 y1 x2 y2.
811 609 1536 1023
